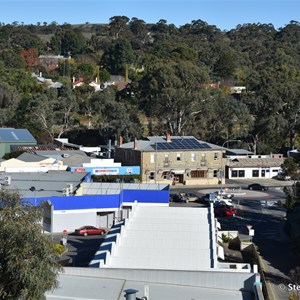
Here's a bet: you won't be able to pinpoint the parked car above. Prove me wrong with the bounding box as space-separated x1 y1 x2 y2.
214 198 233 207
274 172 291 181
214 189 234 199
74 226 106 236
198 194 211 205
169 193 189 203
180 192 200 202
214 205 237 217
248 183 268 191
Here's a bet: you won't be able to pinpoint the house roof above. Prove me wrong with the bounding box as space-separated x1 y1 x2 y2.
119 136 223 152
0 171 88 197
61 153 92 167
0 128 36 143
11 144 71 153
227 157 284 168
226 149 254 156
34 150 87 160
17 152 48 162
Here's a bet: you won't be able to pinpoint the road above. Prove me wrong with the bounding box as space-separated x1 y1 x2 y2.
171 185 300 300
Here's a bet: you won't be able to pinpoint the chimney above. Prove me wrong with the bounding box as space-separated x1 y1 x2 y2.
119 135 123 146
166 132 171 143
124 289 138 300
134 138 138 150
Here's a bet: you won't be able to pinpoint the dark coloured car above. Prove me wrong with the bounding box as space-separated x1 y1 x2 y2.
214 205 237 217
248 183 268 191
74 226 106 236
274 172 291 181
169 193 189 203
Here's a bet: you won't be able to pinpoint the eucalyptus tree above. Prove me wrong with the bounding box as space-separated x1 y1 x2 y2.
27 90 57 141
90 86 143 141
0 189 62 299
49 28 86 55
137 59 209 135
109 16 130 39
100 38 135 74
55 85 80 138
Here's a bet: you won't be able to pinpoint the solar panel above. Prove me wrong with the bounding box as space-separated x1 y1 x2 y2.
151 138 211 150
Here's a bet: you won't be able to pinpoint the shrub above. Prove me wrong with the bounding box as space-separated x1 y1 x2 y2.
52 243 66 256
222 233 232 243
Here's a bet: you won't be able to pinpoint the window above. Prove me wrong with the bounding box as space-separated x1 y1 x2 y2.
149 171 155 180
162 171 170 180
231 170 238 177
177 153 181 161
191 170 206 178
164 154 169 162
252 170 259 177
150 154 155 163
214 152 219 160
238 170 245 177
191 153 195 162
213 170 218 177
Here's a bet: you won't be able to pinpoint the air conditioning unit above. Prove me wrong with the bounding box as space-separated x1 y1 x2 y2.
4 176 11 186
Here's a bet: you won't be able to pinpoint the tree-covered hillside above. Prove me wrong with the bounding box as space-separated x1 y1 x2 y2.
0 18 300 153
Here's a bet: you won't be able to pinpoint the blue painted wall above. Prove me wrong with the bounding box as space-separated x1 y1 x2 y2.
123 190 169 204
25 189 169 211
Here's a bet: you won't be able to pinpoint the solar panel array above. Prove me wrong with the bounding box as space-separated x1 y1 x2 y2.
151 138 211 150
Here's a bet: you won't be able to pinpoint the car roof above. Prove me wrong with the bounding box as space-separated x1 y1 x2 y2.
78 225 95 229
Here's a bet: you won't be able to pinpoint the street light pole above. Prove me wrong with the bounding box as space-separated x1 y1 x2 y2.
29 186 36 206
155 136 157 184
220 139 242 189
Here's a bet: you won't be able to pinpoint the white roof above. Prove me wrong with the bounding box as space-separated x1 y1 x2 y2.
103 206 213 271
82 182 169 194
46 272 254 300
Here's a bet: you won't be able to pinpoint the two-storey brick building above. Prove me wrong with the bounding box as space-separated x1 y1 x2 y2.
114 134 225 186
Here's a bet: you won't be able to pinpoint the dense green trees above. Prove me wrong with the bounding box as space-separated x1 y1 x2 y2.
0 18 299 150
0 190 62 299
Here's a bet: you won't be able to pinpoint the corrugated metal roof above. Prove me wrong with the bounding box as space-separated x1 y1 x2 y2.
226 149 254 155
17 152 48 162
82 182 169 195
227 157 284 168
34 150 87 160
0 171 87 197
0 128 36 143
46 271 254 300
61 153 91 167
102 205 213 271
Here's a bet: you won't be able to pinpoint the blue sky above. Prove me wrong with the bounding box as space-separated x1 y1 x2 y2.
1 0 299 31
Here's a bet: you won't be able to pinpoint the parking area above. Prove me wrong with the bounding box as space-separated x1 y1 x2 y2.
51 232 107 267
